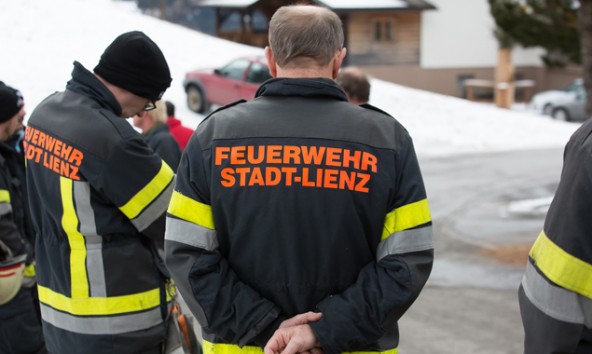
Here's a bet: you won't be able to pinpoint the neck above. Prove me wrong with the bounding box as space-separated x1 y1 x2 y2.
275 67 334 79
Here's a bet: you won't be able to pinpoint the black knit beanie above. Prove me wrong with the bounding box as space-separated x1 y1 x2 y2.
0 82 24 123
94 31 172 101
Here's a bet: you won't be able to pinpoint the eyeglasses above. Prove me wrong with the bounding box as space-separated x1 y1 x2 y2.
144 100 157 111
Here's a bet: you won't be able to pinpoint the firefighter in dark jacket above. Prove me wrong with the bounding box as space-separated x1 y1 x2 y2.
0 82 47 354
165 5 433 354
25 31 175 354
519 117 592 353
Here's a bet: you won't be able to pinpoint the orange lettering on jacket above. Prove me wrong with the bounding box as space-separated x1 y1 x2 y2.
24 126 84 180
215 145 377 193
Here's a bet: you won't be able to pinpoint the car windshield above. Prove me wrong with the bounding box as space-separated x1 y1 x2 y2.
246 62 271 83
220 59 250 81
563 79 583 93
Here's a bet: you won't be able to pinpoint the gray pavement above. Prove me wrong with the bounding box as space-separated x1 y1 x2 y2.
397 147 565 353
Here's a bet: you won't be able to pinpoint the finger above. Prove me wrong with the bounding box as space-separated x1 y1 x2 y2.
310 347 324 354
280 312 323 328
264 339 282 354
280 337 303 354
305 312 322 322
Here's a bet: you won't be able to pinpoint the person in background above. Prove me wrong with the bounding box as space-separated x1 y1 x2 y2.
165 100 194 151
24 31 175 354
7 100 26 156
0 82 47 354
519 115 592 352
164 5 433 354
134 100 181 172
335 66 371 105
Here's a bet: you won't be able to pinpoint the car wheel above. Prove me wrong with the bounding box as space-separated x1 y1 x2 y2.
542 104 553 116
186 85 209 114
551 108 571 122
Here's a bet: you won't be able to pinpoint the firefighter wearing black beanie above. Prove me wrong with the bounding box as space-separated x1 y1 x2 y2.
94 31 172 101
24 30 175 353
0 82 24 123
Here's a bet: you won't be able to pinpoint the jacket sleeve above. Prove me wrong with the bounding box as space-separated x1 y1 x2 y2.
164 137 284 347
95 136 175 244
518 124 592 353
310 134 434 354
151 134 182 173
0 186 28 258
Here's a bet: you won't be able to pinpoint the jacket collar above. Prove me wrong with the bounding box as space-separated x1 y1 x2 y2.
255 77 348 102
66 61 122 116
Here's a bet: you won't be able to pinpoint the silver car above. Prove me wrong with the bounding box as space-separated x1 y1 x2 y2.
530 78 589 122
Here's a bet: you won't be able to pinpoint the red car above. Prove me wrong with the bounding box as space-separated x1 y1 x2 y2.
183 56 272 113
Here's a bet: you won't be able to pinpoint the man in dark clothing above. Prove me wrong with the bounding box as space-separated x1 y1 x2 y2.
0 82 47 354
519 116 592 352
25 31 175 354
165 5 433 354
133 100 181 172
165 100 194 151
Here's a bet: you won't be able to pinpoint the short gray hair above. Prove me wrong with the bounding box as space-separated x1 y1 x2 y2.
268 5 344 68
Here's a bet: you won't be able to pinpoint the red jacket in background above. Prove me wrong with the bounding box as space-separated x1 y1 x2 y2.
166 117 194 151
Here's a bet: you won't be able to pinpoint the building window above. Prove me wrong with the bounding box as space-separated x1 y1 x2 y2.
373 18 394 42
385 21 393 41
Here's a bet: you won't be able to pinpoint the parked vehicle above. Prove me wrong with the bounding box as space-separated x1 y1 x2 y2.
183 56 271 113
530 78 588 121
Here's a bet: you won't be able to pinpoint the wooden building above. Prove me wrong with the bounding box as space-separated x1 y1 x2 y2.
196 0 435 66
192 0 579 100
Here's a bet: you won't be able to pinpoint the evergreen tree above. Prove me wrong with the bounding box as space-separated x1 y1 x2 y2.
489 0 580 67
489 0 592 116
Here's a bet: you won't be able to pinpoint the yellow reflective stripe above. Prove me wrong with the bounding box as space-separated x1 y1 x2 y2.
61 177 88 298
168 191 215 230
202 340 397 354
382 198 431 241
37 284 162 316
530 230 592 298
24 263 36 277
0 189 10 203
345 349 397 354
119 161 174 219
203 340 263 354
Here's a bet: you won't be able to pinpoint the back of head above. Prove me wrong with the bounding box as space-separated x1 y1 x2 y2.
0 81 24 124
94 31 172 101
147 100 168 124
268 5 344 68
336 67 371 104
165 100 175 117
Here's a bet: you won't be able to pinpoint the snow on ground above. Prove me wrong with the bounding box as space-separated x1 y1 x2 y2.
0 0 581 158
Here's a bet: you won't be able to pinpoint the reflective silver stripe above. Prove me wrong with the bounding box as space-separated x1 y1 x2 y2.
131 176 175 232
377 226 433 261
165 217 219 251
522 261 592 325
74 181 106 297
40 303 163 335
0 202 12 216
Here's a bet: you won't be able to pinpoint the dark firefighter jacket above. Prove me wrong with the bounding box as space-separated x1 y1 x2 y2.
0 139 46 354
519 117 592 353
144 122 182 173
165 77 434 354
0 140 33 263
24 62 175 354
